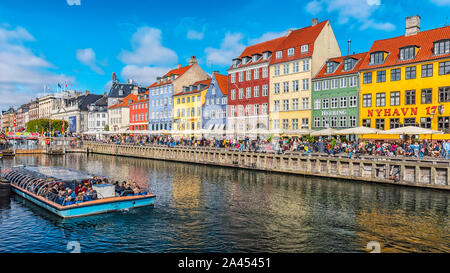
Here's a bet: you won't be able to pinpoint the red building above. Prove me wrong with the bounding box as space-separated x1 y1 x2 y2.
227 37 285 135
129 91 149 131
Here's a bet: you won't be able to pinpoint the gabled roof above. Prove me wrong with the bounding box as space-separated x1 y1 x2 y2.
108 82 146 98
270 20 328 65
174 79 211 97
213 73 229 96
359 25 450 70
228 36 286 70
147 65 193 88
79 94 104 111
108 93 138 109
314 52 369 80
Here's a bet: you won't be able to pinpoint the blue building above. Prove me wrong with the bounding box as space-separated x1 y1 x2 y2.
202 72 229 132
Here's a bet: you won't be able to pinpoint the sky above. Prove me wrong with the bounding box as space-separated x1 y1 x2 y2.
0 0 449 111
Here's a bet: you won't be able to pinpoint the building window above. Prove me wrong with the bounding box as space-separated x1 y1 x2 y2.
254 69 259 79
349 76 358 87
375 119 385 130
301 45 308 53
293 62 299 73
283 82 289 93
349 96 357 107
438 116 450 133
292 118 298 130
272 119 280 129
362 119 371 128
283 64 289 74
322 98 329 109
330 79 338 89
238 88 244 99
262 85 268 96
390 118 400 129
377 70 386 83
422 64 433 78
330 116 337 128
302 98 309 110
363 72 372 84
283 99 289 111
293 80 299 92
262 67 268 78
301 118 309 129
273 100 280 112
292 98 299 110
288 48 295 56
274 83 280 94
370 52 385 65
314 99 321 110
421 89 433 104
404 118 416 127
326 61 337 74
238 72 243 82
276 51 283 59
322 117 329 128
302 79 309 90
340 97 347 108
376 93 386 107
405 66 416 79
439 61 450 75
254 86 260 97
339 116 346 128
391 68 401 81
246 87 251 98
314 117 320 128
362 94 372 107
438 86 450 102
254 104 260 115
274 65 280 76
231 73 236 83
331 97 338 108
282 119 289 129
340 77 347 88
349 116 356 127
315 81 321 91
246 70 251 81
262 103 268 114
421 117 432 129
434 40 450 55
322 80 329 90
231 89 236 100
405 90 416 105
390 91 400 106
400 46 415 61
344 58 356 71
302 59 310 71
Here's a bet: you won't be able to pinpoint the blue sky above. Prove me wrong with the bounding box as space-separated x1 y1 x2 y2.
0 0 449 110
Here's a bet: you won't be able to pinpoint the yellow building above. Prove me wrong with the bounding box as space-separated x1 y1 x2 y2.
269 19 341 132
359 16 450 140
173 79 211 134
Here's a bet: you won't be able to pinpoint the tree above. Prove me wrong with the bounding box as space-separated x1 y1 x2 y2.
104 124 109 131
26 119 67 133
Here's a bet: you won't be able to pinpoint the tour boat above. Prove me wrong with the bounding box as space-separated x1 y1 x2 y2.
1 166 155 218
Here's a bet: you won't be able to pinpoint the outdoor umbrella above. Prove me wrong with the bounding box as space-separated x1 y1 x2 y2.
378 126 443 135
310 128 338 137
335 126 381 135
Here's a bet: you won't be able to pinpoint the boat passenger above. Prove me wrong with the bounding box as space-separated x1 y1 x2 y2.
64 189 76 205
75 192 85 203
131 182 141 195
122 183 134 196
86 186 97 200
55 191 65 205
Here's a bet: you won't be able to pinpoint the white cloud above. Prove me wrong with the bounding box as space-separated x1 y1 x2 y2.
0 24 74 111
430 0 450 5
205 33 246 66
305 0 395 31
66 0 81 6
76 48 104 74
249 31 286 45
119 26 178 66
187 29 204 40
120 65 172 87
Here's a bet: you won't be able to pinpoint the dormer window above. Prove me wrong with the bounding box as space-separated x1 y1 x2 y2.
434 39 450 56
301 45 308 53
233 58 241 68
252 54 261 63
263 51 271 60
287 48 295 57
369 51 386 65
326 61 338 74
276 51 283 59
343 58 357 71
399 46 417 61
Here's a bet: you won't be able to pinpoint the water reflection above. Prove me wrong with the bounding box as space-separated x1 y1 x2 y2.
0 154 448 253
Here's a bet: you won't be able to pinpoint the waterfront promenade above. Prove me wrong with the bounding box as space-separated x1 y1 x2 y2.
82 142 450 191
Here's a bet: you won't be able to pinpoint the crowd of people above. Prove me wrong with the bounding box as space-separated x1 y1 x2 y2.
33 176 145 206
80 133 450 159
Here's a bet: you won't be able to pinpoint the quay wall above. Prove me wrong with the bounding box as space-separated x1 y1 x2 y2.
83 142 450 191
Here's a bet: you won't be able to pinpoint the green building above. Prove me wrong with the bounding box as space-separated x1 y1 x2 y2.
311 52 368 131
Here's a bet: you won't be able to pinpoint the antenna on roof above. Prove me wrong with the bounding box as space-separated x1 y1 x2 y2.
446 16 449 26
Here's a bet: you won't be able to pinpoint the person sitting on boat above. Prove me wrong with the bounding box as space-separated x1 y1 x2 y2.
75 183 83 195
64 189 76 205
121 182 134 196
75 191 85 204
114 181 124 196
131 182 141 195
55 191 66 205
85 186 97 201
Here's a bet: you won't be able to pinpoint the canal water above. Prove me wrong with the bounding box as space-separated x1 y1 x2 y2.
0 154 449 253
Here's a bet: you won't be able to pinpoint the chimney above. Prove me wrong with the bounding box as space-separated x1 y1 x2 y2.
312 18 318 26
189 56 197 65
405 15 420 36
177 64 182 69
132 86 139 95
348 39 351 56
286 29 294 36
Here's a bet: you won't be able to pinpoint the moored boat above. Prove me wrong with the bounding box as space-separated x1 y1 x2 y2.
2 166 155 218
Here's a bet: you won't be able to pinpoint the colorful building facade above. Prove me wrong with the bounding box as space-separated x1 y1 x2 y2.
311 52 367 130
173 79 210 133
269 19 341 132
358 16 450 140
148 56 209 131
202 72 228 132
129 91 149 131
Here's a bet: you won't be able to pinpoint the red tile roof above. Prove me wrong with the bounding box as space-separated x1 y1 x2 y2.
314 52 369 79
228 36 286 70
270 20 328 65
147 65 193 88
108 93 138 109
359 25 450 70
214 73 229 95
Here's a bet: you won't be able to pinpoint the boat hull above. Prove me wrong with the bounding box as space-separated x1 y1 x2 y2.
11 185 155 218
